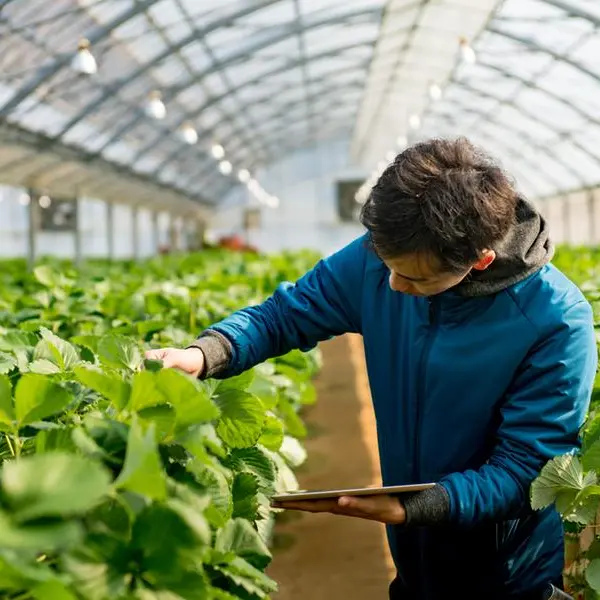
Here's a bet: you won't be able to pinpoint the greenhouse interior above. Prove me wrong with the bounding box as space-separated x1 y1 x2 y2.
1 1 600 599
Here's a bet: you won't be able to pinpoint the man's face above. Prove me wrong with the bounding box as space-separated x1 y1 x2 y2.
383 253 474 297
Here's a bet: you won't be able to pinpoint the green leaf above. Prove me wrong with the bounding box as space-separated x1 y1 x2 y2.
0 352 16 375
0 374 14 425
214 370 255 395
0 511 82 551
587 558 600 593
14 374 72 426
225 447 277 492
232 473 259 521
156 369 219 426
130 371 166 411
1 452 111 521
214 557 277 598
215 518 272 569
115 416 167 500
33 265 60 288
258 416 284 451
39 328 79 371
138 405 176 440
29 359 61 374
215 390 265 449
71 335 100 356
188 463 232 527
0 331 37 352
31 580 79 600
278 396 307 439
98 335 143 372
74 365 130 410
531 453 597 511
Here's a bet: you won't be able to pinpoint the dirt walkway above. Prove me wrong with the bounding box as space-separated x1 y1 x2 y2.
267 334 394 599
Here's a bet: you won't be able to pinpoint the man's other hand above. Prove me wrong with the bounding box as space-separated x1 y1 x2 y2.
144 347 205 378
271 495 406 525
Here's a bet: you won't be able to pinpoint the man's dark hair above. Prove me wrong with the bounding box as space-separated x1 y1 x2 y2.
360 137 519 273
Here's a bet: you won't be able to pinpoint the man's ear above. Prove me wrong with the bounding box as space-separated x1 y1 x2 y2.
472 250 496 271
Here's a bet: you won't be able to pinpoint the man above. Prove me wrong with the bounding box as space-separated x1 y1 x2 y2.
146 138 596 600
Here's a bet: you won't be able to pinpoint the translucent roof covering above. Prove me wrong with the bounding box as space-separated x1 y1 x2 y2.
0 0 600 208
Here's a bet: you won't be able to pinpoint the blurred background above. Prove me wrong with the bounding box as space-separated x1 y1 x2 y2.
0 0 598 259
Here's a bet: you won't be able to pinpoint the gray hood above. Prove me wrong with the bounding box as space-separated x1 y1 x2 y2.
456 197 554 297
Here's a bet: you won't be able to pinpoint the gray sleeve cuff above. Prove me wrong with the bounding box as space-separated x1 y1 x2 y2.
187 330 233 379
403 484 451 527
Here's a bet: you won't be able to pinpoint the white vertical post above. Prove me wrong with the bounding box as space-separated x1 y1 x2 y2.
152 211 160 255
588 189 596 245
562 195 571 245
106 201 115 260
132 205 139 260
74 197 82 267
26 190 37 271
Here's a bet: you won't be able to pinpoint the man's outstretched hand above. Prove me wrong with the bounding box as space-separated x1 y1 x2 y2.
271 495 406 525
144 347 205 378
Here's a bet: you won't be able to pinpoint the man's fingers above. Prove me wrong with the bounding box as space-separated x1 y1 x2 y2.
145 349 168 360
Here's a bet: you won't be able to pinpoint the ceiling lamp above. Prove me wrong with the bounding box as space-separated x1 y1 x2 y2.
266 196 280 208
145 91 166 120
19 194 31 206
178 122 198 145
211 144 225 160
458 37 476 65
428 82 443 101
238 169 251 183
38 195 51 209
409 114 421 130
71 38 97 75
219 160 232 175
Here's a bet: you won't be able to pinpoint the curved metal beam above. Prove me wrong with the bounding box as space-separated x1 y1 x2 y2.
428 94 585 188
0 0 159 116
540 0 600 25
53 4 381 141
487 24 600 84
176 96 361 190
129 46 375 168
153 80 364 181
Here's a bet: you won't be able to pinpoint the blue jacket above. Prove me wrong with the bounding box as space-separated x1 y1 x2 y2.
207 230 596 597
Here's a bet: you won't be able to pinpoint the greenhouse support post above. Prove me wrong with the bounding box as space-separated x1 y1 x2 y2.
106 201 115 261
132 206 139 260
26 189 37 271
562 195 571 244
74 197 82 268
152 211 159 254
588 189 596 244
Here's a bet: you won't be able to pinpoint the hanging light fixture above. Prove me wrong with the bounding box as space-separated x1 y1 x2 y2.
211 144 225 160
177 122 198 145
145 91 166 120
71 38 98 75
38 195 51 209
219 160 232 175
428 82 443 101
458 37 477 65
409 114 421 130
19 194 31 206
238 169 251 183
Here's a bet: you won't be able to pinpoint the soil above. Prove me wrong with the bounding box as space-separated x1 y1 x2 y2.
267 334 394 599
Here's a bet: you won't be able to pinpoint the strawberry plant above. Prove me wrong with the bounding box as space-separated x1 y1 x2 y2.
0 250 321 599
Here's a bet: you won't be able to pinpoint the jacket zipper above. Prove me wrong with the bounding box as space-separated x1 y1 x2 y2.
413 296 440 482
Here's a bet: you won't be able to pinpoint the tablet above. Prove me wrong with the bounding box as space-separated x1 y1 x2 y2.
272 482 435 502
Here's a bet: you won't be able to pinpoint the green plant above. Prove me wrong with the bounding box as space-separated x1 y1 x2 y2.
0 250 321 599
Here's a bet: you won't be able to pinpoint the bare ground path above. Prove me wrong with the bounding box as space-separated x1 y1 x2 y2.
267 334 394 600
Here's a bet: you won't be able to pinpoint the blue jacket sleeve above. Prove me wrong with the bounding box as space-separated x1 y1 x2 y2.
440 300 597 526
205 236 367 377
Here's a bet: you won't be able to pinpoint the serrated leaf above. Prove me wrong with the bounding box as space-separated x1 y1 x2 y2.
232 472 259 521
258 416 283 451
0 331 37 352
531 454 597 511
138 404 176 440
14 374 72 426
74 365 130 410
1 452 111 521
214 557 276 598
0 374 14 425
0 352 16 375
226 447 277 492
214 370 255 395
155 369 219 426
28 359 61 375
215 518 272 569
98 335 143 372
71 335 100 356
115 416 167 500
33 266 60 289
39 328 79 371
188 463 232 527
215 390 265 449
0 511 82 551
